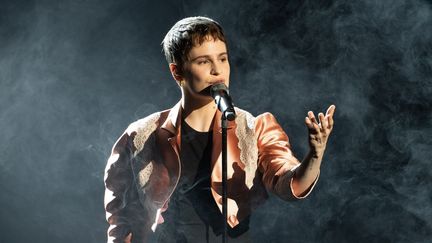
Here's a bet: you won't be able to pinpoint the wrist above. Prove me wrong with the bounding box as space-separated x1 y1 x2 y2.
309 148 325 158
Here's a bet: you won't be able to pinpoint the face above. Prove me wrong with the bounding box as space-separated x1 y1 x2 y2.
177 37 230 101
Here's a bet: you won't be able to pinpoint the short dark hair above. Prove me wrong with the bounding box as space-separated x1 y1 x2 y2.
162 16 227 69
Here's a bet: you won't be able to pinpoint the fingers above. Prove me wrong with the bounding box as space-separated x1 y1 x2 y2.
319 112 327 130
306 111 320 133
305 116 314 130
326 105 336 129
308 111 318 124
326 104 336 117
306 105 336 132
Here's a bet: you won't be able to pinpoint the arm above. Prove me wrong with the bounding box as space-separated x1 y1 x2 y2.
255 112 309 200
291 105 335 196
104 132 134 243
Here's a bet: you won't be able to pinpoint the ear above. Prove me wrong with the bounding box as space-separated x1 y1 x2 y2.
169 63 183 82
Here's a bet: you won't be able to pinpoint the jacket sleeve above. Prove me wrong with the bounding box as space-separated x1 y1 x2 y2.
255 112 319 201
104 131 136 243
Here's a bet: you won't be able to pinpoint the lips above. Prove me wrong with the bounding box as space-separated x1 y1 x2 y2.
208 80 225 85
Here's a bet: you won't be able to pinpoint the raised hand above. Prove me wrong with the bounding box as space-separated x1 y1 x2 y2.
304 105 336 154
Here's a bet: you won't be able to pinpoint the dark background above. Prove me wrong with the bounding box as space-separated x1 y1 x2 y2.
1 0 431 242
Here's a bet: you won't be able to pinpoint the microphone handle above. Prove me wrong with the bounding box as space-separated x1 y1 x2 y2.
216 95 236 121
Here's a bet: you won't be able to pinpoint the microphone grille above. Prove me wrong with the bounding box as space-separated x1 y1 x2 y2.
210 83 228 97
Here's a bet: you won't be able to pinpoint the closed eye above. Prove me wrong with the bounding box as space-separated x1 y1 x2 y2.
197 59 210 65
219 54 228 63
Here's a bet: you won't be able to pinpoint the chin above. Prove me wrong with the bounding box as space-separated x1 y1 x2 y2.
194 85 213 97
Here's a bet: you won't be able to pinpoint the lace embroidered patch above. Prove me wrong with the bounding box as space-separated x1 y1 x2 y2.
130 113 160 190
132 113 160 155
234 108 258 189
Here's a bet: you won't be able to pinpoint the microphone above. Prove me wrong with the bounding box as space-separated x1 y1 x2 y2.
210 83 236 121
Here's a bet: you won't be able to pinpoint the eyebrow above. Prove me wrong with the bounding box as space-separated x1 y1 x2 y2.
190 52 228 61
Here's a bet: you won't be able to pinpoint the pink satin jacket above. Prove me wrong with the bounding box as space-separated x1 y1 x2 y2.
104 102 319 242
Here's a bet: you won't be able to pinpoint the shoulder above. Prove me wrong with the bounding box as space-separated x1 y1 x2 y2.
122 109 170 153
234 107 278 130
256 112 278 124
126 111 163 134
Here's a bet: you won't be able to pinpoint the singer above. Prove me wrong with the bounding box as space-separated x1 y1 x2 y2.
104 16 335 243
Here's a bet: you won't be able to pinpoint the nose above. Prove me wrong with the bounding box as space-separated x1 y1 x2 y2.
210 62 221 76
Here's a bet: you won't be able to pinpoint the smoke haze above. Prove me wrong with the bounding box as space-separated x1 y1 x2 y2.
0 0 431 242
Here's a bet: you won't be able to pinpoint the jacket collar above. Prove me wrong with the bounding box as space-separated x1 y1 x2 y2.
161 101 182 136
160 99 236 136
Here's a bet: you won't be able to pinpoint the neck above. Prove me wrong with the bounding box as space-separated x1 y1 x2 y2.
181 95 217 132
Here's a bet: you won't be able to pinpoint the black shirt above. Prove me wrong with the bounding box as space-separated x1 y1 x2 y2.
155 120 250 243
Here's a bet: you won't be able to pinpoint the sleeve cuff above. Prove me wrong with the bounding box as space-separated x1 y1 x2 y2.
289 166 320 199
